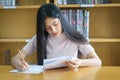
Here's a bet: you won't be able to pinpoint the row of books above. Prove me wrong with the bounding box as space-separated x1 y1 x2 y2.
57 0 111 5
0 0 16 6
61 9 90 41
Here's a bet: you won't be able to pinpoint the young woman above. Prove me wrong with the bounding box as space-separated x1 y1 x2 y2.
11 3 102 71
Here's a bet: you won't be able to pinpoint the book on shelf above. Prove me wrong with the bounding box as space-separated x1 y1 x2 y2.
83 10 90 41
77 9 83 36
57 0 111 5
61 9 90 41
71 9 77 29
0 0 16 6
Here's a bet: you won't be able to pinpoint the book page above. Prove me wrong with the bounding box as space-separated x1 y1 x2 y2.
43 56 77 70
10 65 44 74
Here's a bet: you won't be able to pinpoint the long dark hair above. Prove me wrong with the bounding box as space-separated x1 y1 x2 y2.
37 3 88 65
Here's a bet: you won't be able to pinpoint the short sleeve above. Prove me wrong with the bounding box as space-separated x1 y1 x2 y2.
22 35 37 55
78 44 94 56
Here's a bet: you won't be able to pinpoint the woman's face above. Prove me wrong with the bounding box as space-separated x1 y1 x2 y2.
44 17 62 37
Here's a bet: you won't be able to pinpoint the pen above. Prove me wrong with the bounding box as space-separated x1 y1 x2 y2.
18 49 25 61
18 49 30 71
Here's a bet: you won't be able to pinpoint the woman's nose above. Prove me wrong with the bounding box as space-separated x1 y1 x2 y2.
51 26 56 33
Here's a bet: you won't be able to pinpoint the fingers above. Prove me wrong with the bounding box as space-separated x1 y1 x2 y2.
17 61 29 71
65 60 80 69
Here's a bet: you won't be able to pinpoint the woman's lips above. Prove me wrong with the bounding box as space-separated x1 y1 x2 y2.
53 32 57 36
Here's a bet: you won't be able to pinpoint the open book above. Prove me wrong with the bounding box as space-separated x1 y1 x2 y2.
43 56 77 70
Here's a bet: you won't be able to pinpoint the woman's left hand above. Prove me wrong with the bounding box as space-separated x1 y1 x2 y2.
64 59 81 69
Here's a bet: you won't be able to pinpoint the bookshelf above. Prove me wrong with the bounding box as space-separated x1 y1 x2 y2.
0 0 120 66
54 0 120 66
0 0 50 65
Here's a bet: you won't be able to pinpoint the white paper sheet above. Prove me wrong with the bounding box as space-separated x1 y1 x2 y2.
43 56 77 70
10 65 44 74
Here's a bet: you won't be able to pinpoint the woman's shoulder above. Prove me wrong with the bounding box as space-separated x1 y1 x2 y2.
31 35 36 40
27 35 36 43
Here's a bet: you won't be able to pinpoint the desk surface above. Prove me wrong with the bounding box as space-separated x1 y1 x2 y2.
0 66 120 80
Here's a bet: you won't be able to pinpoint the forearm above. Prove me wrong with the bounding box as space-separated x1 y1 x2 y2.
78 58 102 67
11 55 21 68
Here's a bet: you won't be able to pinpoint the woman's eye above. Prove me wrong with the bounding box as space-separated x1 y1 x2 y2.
53 22 58 26
46 27 50 29
45 26 50 29
53 24 57 26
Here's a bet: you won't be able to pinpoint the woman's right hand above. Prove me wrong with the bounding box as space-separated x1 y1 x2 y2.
11 49 29 71
16 60 29 71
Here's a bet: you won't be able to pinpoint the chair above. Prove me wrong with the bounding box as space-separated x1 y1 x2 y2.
4 49 10 65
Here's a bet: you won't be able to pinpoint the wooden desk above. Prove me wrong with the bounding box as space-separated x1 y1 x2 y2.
0 66 120 80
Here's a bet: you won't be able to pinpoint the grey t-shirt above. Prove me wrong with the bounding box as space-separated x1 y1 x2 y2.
23 33 94 58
